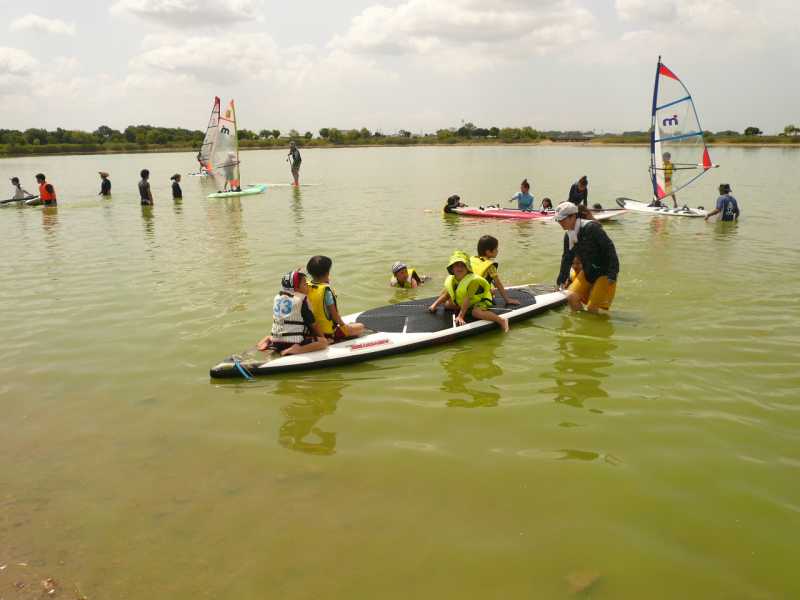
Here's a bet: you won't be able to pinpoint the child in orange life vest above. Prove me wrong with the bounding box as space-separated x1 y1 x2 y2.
470 235 520 307
428 251 509 332
305 255 366 341
257 270 328 356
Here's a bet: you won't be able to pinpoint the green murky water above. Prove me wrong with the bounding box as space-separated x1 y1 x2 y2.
1 146 798 598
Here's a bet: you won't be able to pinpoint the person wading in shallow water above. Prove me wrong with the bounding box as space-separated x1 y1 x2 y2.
704 183 740 222
288 141 301 186
554 202 619 314
567 175 589 207
139 169 153 206
98 171 111 196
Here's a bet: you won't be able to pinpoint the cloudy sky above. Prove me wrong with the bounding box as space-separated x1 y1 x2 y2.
1 0 798 134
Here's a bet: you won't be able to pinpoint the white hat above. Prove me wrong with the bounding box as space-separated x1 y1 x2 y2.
554 202 579 221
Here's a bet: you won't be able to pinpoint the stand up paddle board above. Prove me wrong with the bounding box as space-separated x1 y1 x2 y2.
210 284 566 378
450 205 626 222
616 197 706 218
208 184 267 198
0 195 37 206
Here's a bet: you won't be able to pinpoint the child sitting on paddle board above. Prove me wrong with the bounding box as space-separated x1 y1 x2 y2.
390 262 429 288
470 235 520 307
306 255 366 342
9 177 32 200
257 270 328 356
510 179 534 211
428 251 509 332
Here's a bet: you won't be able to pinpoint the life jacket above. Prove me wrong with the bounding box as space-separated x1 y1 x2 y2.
664 161 673 182
470 256 497 285
39 181 56 201
395 268 420 289
306 281 337 335
444 273 493 308
270 291 308 344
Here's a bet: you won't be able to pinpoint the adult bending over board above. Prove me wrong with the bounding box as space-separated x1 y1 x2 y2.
568 175 589 206
555 202 619 313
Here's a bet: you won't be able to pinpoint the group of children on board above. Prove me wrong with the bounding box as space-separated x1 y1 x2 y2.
260 234 530 356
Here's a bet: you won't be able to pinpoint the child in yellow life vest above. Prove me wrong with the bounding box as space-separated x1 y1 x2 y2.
470 235 520 307
390 262 429 288
257 270 328 356
428 251 509 332
306 255 366 342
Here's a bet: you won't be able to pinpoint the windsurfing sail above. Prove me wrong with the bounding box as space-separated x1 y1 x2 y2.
197 96 220 172
650 56 716 200
210 99 240 190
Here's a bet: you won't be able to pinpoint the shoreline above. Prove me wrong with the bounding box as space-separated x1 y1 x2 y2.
1 139 797 159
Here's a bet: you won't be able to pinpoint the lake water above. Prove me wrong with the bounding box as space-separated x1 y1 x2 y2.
1 146 798 599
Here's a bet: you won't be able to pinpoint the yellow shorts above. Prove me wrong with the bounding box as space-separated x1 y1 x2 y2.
568 272 616 311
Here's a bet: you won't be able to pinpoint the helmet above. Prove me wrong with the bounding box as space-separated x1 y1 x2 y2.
280 270 305 291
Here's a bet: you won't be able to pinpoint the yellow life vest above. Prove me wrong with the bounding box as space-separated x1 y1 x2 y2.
444 273 493 308
470 256 497 285
306 281 337 335
395 267 420 289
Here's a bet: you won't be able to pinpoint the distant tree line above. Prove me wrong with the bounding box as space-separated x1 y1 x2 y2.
1 122 797 157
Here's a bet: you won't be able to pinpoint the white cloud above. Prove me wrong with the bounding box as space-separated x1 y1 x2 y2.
330 0 596 66
9 14 76 36
0 47 38 94
129 33 313 87
111 0 262 27
615 0 677 23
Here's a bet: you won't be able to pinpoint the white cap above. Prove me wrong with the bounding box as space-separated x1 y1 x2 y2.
554 202 579 221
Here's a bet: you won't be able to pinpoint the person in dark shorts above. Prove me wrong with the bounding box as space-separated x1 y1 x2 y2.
170 174 182 200
98 172 111 196
139 169 153 205
288 141 301 186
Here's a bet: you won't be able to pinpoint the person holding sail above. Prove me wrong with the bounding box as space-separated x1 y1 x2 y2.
222 151 240 192
661 152 677 208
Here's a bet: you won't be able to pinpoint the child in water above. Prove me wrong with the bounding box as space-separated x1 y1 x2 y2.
443 194 465 213
428 251 509 332
306 255 366 342
470 235 520 306
171 174 182 199
390 262 428 288
257 270 328 356
540 197 553 211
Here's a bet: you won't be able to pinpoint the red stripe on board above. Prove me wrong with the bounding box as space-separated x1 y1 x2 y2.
659 64 679 80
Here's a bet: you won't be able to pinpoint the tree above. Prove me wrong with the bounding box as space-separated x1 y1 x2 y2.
258 129 271 139
784 124 799 136
318 128 330 139
93 125 119 143
304 131 313 140
744 126 762 136
271 129 280 139
398 129 412 137
288 129 300 139
359 127 371 139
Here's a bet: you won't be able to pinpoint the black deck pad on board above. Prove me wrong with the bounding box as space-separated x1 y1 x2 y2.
357 285 551 333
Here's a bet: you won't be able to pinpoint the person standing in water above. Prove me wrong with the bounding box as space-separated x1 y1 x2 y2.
138 169 153 206
98 171 111 196
509 178 534 211
35 173 57 206
288 141 301 186
554 202 619 314
704 183 740 222
568 175 589 206
170 174 182 200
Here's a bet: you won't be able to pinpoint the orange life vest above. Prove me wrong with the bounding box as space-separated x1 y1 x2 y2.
39 181 56 201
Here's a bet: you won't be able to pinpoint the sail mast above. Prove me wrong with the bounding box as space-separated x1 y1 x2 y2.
650 56 662 199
